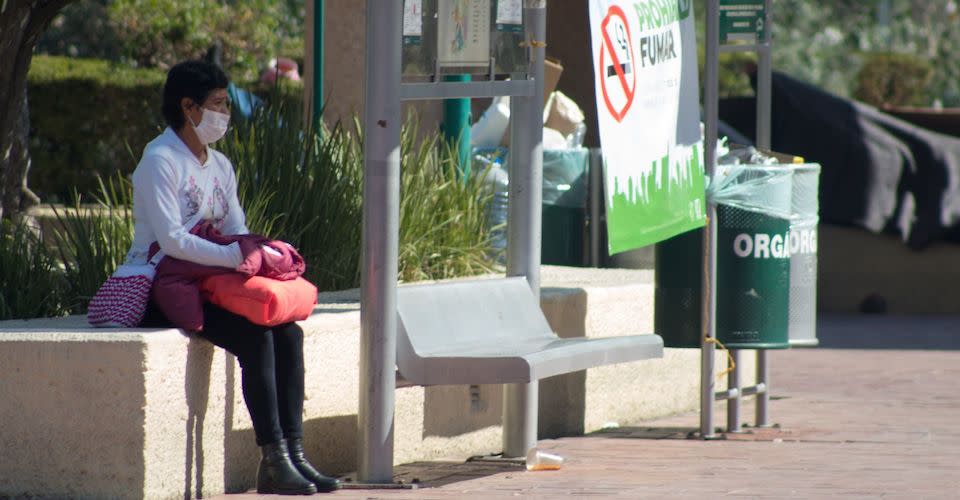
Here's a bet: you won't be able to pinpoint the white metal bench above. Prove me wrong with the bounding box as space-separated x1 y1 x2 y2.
396 277 664 386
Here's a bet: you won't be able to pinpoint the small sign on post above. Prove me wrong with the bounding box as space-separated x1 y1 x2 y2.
403 0 423 46
438 0 492 68
496 0 523 32
719 0 765 45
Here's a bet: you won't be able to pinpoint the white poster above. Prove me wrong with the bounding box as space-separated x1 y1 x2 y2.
438 0 491 67
403 0 423 37
496 0 522 25
590 0 706 253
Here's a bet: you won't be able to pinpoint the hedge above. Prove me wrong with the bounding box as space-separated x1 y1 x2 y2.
854 52 934 108
28 56 167 202
27 56 303 202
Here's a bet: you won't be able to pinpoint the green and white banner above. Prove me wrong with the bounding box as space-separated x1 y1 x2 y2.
589 0 706 254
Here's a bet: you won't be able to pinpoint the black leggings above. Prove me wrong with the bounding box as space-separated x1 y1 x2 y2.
143 301 304 446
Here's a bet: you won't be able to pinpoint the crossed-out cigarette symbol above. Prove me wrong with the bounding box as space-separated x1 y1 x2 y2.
606 22 632 77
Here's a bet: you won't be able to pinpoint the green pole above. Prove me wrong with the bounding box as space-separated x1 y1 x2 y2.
442 74 472 177
312 0 324 126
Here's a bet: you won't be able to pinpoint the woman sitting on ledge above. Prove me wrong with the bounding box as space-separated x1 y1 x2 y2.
127 60 339 495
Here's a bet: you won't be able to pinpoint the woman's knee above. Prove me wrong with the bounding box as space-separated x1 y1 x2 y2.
274 322 304 345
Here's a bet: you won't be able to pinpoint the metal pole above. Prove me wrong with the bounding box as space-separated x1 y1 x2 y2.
716 382 766 400
502 379 539 457
755 0 772 150
754 0 773 429
700 0 720 440
304 0 326 126
589 149 602 267
727 349 742 432
313 0 325 125
304 0 314 123
441 74 472 176
358 0 402 483
756 350 770 426
503 0 546 458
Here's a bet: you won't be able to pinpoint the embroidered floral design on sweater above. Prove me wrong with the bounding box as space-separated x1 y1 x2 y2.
211 177 230 229
183 176 204 221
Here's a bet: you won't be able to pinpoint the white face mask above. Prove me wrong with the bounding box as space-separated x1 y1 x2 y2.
189 107 230 145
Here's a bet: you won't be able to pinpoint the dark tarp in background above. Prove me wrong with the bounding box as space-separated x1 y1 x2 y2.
719 71 960 249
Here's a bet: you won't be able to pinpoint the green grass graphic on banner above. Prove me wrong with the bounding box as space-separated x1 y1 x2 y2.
606 144 706 254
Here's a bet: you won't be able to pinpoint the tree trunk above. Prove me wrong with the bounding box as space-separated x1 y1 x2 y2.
0 0 75 220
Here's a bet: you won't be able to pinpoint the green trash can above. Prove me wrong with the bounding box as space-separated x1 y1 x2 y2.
541 148 589 266
655 165 792 349
654 228 704 348
472 147 590 266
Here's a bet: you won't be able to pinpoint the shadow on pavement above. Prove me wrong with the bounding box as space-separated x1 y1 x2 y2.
589 427 699 440
815 314 960 350
338 459 524 490
588 426 800 442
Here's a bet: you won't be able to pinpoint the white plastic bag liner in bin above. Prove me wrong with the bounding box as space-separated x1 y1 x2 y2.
707 163 794 220
788 164 821 346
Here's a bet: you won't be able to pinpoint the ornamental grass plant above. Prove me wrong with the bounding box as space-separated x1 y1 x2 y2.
222 99 498 290
51 175 136 314
221 101 365 292
0 220 66 320
397 120 500 282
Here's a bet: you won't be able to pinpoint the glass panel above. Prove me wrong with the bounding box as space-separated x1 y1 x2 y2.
492 0 527 75
402 0 529 79
402 0 432 77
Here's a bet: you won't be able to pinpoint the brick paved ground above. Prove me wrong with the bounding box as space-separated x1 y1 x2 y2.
219 315 960 499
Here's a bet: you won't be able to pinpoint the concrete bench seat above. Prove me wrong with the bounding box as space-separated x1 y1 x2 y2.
397 277 664 386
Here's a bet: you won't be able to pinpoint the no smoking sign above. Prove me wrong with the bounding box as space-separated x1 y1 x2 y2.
598 5 636 123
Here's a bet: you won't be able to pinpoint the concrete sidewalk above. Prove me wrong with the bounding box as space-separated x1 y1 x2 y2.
219 315 960 499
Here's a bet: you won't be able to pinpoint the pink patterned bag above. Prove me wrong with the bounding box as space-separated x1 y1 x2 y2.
87 251 164 328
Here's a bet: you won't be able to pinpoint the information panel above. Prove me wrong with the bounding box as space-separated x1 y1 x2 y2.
438 0 492 68
719 0 766 44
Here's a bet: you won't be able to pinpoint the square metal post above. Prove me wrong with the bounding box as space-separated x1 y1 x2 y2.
727 349 742 432
358 0 402 484
754 0 774 427
503 0 546 458
701 0 721 440
756 348 771 426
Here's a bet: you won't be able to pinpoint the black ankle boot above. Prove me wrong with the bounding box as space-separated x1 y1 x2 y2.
286 438 342 493
257 440 318 495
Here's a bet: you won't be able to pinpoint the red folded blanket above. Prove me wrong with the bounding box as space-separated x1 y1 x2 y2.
202 274 317 327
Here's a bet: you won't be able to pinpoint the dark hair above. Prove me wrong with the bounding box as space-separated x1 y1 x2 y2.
161 60 229 130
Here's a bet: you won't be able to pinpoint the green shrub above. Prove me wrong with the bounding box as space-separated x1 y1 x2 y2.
40 0 305 83
107 0 303 82
51 176 136 314
37 0 121 61
0 220 67 320
854 52 934 107
28 55 166 203
696 44 758 98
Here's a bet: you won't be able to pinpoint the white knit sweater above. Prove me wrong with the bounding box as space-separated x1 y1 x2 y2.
124 128 248 268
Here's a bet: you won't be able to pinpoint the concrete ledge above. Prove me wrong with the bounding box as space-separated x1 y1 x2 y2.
818 224 960 313
0 266 751 499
